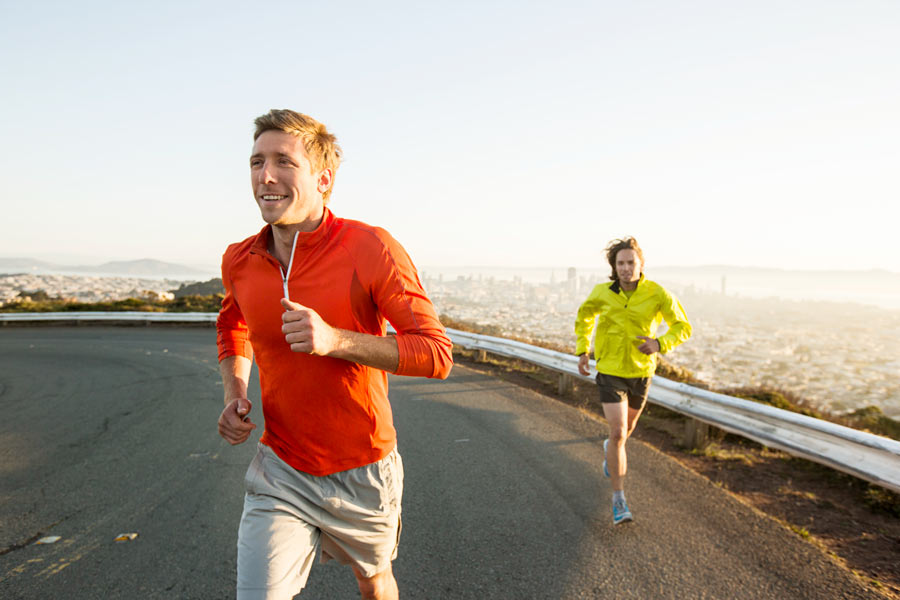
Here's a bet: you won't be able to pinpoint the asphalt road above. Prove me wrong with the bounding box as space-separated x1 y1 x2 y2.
0 327 874 599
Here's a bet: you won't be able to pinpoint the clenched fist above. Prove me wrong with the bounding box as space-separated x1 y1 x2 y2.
636 336 660 355
218 396 256 445
281 298 338 356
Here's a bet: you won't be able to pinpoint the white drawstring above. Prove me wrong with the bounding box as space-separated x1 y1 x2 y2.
279 231 299 301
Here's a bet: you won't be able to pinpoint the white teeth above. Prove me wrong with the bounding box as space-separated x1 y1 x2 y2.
262 195 285 200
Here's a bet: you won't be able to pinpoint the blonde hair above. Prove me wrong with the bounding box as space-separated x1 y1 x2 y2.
253 109 343 203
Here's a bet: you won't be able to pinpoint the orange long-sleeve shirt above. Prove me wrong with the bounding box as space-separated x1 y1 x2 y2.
216 208 452 475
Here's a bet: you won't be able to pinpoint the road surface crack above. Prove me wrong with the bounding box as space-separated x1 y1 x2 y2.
0 518 67 556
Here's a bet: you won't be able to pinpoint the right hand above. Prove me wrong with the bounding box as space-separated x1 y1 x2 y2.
578 354 591 376
218 397 257 445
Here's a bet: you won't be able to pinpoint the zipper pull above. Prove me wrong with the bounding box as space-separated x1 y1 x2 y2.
280 231 299 301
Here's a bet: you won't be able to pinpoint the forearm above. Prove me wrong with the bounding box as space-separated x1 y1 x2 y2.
219 355 252 404
328 329 400 373
658 320 692 353
658 292 692 353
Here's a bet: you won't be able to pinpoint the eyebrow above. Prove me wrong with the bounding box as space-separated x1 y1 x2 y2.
250 152 297 161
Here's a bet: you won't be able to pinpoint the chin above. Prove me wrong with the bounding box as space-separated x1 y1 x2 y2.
258 209 283 224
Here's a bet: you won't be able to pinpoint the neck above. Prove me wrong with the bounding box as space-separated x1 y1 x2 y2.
620 278 639 291
269 210 325 267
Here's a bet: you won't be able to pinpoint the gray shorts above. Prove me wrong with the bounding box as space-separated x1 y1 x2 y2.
236 442 403 599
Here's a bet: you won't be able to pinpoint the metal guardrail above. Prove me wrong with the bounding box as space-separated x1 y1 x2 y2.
648 378 900 493
0 311 217 322
3 312 899 493
447 328 900 494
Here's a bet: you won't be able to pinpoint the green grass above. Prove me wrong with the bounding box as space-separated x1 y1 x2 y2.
688 443 757 465
789 525 811 539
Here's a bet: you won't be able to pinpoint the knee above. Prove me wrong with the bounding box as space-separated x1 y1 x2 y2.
357 577 379 599
355 566 395 600
608 428 627 445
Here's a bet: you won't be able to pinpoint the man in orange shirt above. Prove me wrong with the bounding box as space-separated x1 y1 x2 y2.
216 109 453 600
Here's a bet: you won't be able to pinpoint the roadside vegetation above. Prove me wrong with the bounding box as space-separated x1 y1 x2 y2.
0 278 225 313
0 293 224 313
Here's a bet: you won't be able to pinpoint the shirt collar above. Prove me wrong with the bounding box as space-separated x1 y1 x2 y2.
250 207 336 255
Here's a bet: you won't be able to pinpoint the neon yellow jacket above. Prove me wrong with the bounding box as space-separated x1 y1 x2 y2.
575 275 692 378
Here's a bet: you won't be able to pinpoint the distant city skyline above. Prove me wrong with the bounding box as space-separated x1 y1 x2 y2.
5 255 900 312
2 2 899 271
4 254 899 277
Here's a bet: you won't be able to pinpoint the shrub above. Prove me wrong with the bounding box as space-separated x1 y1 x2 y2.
862 485 900 517
724 387 822 419
845 406 900 441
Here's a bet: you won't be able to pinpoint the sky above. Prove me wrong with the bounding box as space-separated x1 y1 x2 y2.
1 0 898 274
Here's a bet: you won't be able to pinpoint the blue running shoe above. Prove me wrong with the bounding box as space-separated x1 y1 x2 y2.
602 438 610 478
613 498 633 524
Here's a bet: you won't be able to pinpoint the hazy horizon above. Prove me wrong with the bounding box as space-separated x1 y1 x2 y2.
4 254 900 277
5 256 899 311
2 2 899 274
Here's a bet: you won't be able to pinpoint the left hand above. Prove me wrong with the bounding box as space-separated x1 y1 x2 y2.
281 298 338 355
577 353 591 376
636 336 660 355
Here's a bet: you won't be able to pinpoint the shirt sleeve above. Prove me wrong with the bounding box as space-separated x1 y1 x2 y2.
365 230 453 379
216 246 253 362
574 286 603 355
656 287 692 354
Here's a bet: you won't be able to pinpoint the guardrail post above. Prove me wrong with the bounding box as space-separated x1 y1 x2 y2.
683 418 710 449
558 373 573 396
476 349 487 362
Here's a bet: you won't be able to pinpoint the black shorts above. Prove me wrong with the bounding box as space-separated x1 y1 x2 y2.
595 373 651 411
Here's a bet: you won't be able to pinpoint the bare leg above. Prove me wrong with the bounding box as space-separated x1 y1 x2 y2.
602 402 646 491
602 401 628 491
625 404 645 440
353 564 399 600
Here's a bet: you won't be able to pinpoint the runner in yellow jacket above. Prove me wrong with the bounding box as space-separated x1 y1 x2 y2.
575 237 691 524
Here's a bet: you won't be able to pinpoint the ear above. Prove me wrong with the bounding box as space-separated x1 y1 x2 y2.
317 168 333 194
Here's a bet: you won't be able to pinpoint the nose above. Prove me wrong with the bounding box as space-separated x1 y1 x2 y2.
257 162 276 185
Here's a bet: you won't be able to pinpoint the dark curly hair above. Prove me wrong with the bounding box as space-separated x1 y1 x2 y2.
605 237 645 281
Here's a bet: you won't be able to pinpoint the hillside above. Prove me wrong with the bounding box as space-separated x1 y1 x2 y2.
0 257 210 277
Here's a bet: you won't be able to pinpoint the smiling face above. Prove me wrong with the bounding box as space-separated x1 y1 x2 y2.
615 248 643 287
250 130 332 231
